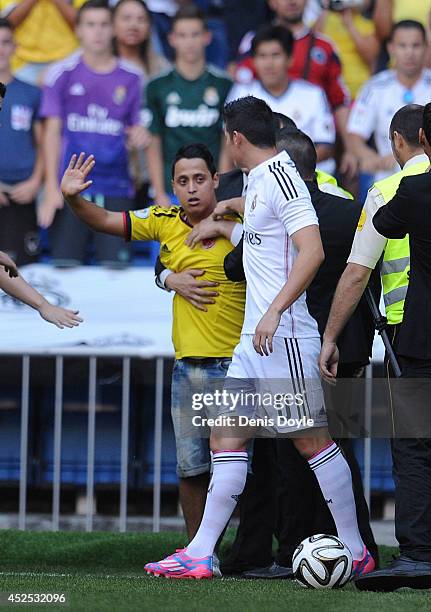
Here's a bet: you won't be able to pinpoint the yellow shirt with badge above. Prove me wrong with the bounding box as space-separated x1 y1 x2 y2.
0 0 86 70
124 205 245 360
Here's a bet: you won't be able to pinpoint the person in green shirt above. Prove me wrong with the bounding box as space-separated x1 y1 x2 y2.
145 4 232 208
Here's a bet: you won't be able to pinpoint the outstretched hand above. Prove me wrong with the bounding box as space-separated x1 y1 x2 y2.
0 250 18 278
61 153 95 198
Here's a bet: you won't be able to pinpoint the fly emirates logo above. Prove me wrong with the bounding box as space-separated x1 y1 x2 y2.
67 104 123 136
165 104 219 128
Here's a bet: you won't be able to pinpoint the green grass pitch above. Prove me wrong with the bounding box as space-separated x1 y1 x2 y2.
0 530 429 611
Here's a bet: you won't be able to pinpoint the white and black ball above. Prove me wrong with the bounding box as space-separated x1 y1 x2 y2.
292 534 353 589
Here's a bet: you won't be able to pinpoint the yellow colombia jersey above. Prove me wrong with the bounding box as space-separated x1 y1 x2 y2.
124 206 246 360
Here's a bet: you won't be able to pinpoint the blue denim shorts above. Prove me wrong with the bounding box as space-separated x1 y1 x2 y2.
171 357 231 478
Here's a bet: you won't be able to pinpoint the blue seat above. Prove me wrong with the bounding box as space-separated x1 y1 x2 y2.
0 408 21 482
353 438 394 493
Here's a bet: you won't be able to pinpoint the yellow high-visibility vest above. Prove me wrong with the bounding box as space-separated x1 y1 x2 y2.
374 160 429 325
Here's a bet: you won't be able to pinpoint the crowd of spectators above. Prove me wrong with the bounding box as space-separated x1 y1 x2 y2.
1 0 431 266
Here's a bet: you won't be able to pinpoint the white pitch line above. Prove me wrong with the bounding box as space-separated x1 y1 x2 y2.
0 572 147 580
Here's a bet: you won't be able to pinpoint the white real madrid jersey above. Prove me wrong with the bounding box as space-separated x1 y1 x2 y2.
347 69 431 181
241 151 320 339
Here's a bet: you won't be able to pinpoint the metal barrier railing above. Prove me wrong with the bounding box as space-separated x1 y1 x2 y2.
2 348 377 532
1 348 172 533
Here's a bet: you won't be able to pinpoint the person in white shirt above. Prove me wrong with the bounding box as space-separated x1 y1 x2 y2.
144 95 375 580
347 19 431 181
227 24 336 173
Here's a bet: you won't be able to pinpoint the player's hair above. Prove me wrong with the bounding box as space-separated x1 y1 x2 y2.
172 143 217 178
422 103 431 145
273 112 298 132
276 129 317 180
390 20 427 42
171 4 207 31
251 24 294 57
390 104 424 147
223 96 276 149
77 0 112 24
0 17 13 31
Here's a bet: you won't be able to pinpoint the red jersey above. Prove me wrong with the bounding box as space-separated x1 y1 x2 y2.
236 27 350 111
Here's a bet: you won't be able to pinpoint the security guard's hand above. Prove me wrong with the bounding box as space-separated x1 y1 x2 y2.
319 338 339 385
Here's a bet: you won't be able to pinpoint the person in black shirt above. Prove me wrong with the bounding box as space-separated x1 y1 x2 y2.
361 102 431 592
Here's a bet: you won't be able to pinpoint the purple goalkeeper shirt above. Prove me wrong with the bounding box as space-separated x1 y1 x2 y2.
40 54 142 197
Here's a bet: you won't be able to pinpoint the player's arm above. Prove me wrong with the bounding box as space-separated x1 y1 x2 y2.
340 9 379 68
185 217 242 249
0 251 18 278
346 85 384 173
213 197 245 219
315 143 334 163
3 0 38 27
372 0 393 42
253 225 324 356
0 266 82 329
38 117 64 228
50 0 78 29
314 89 336 163
145 82 171 208
154 255 219 311
146 134 171 208
61 153 124 236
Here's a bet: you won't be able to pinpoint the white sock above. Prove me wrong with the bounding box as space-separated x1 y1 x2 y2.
186 450 248 559
308 442 365 560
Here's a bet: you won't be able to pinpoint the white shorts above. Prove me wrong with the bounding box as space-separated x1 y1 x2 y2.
223 335 327 433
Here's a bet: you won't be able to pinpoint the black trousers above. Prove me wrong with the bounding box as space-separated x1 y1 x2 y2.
391 355 431 562
222 365 378 572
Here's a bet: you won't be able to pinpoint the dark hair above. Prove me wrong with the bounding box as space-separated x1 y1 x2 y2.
276 129 316 179
251 24 294 57
423 103 431 145
223 96 276 149
0 17 13 31
172 143 217 178
171 4 207 31
390 20 427 42
77 0 112 24
390 104 424 147
113 0 152 73
273 112 298 131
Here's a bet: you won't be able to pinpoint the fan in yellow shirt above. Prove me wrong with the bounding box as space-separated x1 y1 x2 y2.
0 0 86 84
59 143 246 539
318 1 380 98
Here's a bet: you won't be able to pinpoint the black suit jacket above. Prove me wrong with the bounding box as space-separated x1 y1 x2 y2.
373 172 431 360
225 179 378 367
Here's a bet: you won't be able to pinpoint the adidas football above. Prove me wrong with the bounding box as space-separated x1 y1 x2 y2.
292 534 352 589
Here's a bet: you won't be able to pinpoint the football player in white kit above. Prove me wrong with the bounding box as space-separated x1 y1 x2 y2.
145 96 375 580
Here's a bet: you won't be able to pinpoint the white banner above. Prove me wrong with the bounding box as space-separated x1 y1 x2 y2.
0 264 174 355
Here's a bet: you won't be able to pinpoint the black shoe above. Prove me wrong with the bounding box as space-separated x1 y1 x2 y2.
242 562 294 580
354 555 431 592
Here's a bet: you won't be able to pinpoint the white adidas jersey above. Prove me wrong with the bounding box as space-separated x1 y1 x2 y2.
227 79 335 142
241 150 320 339
347 69 431 181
